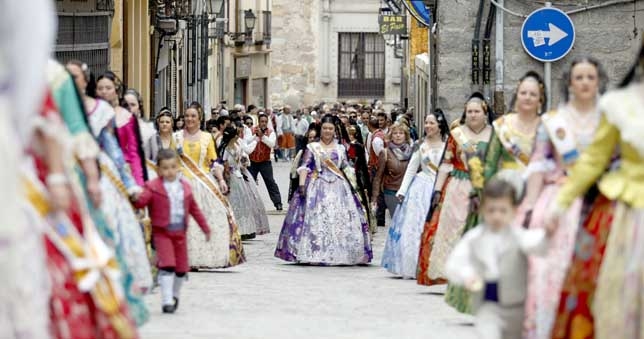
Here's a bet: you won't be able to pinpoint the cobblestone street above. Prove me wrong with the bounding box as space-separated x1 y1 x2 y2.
140 161 477 339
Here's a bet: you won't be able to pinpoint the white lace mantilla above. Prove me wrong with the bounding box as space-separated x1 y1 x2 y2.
600 84 644 157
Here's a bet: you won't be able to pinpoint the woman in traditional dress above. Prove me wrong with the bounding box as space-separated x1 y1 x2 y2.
520 58 606 339
124 88 156 144
416 95 493 287
236 120 271 237
381 110 448 279
96 72 148 186
217 124 265 240
175 115 185 131
444 73 546 314
37 68 139 338
275 114 372 265
547 45 644 339
481 71 545 181
346 124 375 235
1 7 54 332
144 108 174 164
66 60 152 324
172 105 245 268
371 123 412 219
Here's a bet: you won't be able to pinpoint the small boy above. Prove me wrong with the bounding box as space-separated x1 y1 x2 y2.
132 149 211 314
445 170 552 339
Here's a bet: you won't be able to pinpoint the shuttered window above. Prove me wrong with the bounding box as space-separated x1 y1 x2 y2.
338 32 385 98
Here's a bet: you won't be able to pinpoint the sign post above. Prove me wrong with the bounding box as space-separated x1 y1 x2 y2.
521 3 575 111
378 15 407 36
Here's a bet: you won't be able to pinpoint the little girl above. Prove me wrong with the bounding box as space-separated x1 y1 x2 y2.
133 149 211 313
445 170 552 339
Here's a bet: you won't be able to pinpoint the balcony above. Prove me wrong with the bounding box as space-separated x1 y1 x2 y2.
151 0 193 19
96 0 114 12
234 9 271 47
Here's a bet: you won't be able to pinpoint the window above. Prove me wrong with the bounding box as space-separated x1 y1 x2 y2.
338 32 385 97
54 13 111 75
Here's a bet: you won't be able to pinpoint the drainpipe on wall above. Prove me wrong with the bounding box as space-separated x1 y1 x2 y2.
483 3 495 101
543 1 552 112
321 0 331 84
427 18 432 115
493 0 505 117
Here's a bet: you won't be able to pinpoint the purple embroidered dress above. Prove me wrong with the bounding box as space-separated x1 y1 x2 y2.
274 142 372 265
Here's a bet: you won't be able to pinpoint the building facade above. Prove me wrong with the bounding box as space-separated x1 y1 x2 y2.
151 0 271 118
225 0 273 109
271 0 402 108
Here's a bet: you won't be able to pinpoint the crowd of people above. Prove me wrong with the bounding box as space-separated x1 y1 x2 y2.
268 50 644 339
3 3 644 339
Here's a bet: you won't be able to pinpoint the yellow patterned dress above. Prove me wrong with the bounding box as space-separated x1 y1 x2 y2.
173 130 245 268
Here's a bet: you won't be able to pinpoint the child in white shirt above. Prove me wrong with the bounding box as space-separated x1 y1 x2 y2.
446 170 553 339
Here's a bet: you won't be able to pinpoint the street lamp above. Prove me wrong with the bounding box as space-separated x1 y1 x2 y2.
208 0 225 17
244 9 256 32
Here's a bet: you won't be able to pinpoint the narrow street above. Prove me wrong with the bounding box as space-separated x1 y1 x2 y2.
140 161 477 339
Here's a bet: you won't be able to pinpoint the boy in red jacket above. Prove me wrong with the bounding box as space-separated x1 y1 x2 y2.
132 149 211 313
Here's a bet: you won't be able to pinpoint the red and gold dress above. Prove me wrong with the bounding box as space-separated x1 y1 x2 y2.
27 91 138 339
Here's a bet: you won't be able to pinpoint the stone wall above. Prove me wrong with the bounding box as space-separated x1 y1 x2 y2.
271 0 401 108
436 0 644 121
270 0 320 107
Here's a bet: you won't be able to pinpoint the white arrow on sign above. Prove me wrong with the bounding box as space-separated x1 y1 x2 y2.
527 23 568 47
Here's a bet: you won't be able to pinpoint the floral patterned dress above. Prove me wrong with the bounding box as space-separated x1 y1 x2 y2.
174 131 245 268
33 87 139 338
522 107 599 339
88 100 152 325
222 141 270 238
381 141 444 278
274 142 372 265
417 125 490 286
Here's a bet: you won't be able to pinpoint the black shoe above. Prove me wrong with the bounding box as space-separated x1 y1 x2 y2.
162 304 176 314
173 297 179 311
241 233 256 240
276 204 283 211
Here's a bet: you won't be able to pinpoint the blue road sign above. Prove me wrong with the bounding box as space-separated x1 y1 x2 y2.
521 7 575 62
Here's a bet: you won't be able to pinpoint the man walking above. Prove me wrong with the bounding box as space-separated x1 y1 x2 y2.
293 109 309 153
248 114 283 211
276 105 296 161
358 111 370 142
